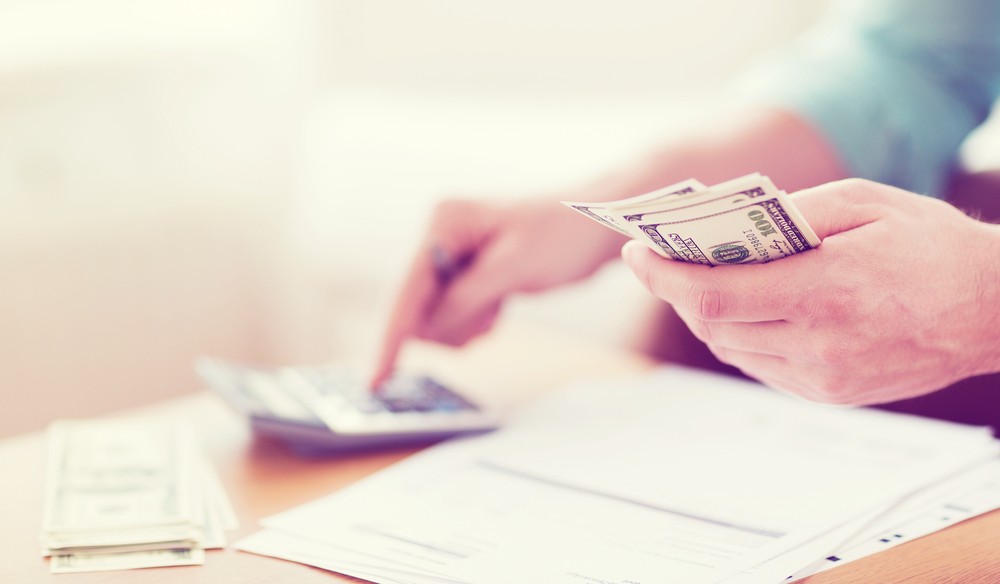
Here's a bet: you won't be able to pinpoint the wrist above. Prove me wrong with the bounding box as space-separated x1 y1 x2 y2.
971 222 1000 376
528 195 628 267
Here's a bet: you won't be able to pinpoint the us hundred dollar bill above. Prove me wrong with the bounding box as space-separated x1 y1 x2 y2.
562 173 820 265
50 547 206 574
561 179 706 237
42 419 237 573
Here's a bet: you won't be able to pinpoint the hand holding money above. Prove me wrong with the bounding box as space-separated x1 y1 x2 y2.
620 178 1000 406
563 173 821 265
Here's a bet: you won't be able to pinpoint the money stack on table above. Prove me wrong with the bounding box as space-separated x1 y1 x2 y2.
563 173 820 264
41 420 237 574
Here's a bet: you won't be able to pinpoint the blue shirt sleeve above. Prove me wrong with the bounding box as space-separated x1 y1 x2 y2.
735 0 1000 197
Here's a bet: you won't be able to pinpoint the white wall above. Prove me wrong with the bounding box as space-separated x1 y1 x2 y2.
321 0 827 98
0 0 831 209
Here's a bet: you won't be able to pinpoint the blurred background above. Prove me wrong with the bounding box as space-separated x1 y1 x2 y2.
3 0 995 437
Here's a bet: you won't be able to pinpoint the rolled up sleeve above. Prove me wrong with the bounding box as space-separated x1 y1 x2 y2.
736 0 1000 197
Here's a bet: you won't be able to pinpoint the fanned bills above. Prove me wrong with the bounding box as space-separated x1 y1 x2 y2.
41 420 238 573
563 173 820 265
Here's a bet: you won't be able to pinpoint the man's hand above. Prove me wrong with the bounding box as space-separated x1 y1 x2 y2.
370 197 624 387
622 179 1000 406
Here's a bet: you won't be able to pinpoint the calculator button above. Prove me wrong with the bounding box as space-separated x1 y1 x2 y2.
378 399 413 413
354 400 387 414
244 373 316 422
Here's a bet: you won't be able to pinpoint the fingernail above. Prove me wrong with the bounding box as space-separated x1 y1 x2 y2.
621 240 641 263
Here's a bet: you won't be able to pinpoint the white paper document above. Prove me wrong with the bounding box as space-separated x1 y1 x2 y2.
790 457 1000 579
236 367 1000 584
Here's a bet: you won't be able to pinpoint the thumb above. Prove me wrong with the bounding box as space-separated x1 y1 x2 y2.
789 179 887 241
419 238 517 344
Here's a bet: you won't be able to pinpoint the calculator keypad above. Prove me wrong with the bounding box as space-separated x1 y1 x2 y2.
296 368 480 415
197 358 497 444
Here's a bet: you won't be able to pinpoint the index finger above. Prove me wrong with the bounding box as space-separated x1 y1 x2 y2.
621 240 810 322
369 242 445 388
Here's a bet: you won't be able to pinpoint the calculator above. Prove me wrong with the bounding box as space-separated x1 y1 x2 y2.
195 358 498 453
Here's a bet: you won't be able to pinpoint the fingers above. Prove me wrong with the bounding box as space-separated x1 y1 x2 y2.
789 178 887 240
677 308 843 402
707 343 784 371
708 347 814 398
418 238 516 344
370 199 504 387
369 241 443 387
680 316 789 356
712 344 864 405
621 241 807 322
620 179 904 324
420 300 501 346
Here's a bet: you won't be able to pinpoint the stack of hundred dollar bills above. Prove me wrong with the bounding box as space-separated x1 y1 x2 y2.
41 420 238 573
563 173 819 265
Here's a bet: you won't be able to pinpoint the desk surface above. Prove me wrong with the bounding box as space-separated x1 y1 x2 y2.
2 322 999 583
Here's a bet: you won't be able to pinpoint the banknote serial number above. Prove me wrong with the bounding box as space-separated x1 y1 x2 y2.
743 229 770 261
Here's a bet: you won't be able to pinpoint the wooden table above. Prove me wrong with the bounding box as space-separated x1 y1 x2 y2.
2 322 999 583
